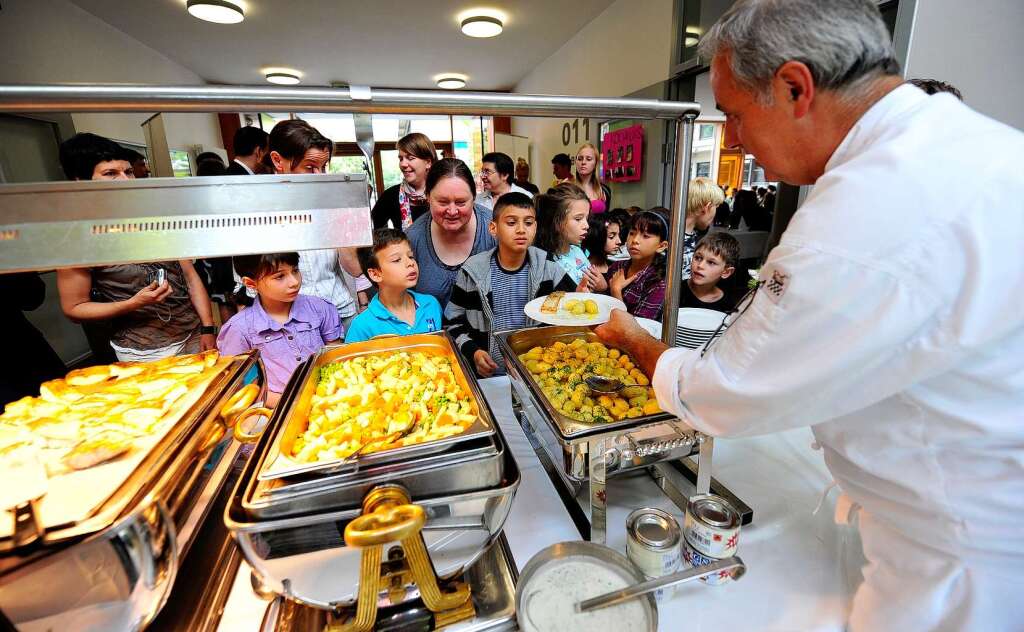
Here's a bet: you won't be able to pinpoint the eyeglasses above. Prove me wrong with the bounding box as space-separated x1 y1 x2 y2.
699 281 762 358
480 168 496 176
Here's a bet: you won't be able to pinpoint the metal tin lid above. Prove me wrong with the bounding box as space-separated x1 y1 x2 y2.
688 495 739 529
627 508 681 550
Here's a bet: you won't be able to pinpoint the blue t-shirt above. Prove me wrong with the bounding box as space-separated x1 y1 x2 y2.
343 290 442 343
553 244 590 284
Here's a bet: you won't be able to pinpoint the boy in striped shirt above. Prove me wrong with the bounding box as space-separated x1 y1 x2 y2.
446 193 580 377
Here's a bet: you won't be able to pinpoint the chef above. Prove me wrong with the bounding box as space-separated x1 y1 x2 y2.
596 1 1024 630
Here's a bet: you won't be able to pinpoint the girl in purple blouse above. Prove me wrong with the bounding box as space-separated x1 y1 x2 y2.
605 209 669 321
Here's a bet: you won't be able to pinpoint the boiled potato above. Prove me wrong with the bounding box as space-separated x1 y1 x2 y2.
584 299 599 314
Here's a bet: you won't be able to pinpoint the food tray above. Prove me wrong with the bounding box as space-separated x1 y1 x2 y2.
243 435 505 519
495 326 673 440
258 332 496 480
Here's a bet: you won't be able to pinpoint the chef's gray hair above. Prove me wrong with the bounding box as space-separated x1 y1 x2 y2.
698 0 900 105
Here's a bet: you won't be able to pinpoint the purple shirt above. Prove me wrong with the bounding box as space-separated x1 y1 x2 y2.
606 260 666 320
217 294 341 394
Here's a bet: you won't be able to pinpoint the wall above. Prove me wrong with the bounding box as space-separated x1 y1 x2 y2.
0 0 224 150
511 0 675 204
903 0 1024 130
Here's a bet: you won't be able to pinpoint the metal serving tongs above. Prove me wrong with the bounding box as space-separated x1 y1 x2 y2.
576 556 746 613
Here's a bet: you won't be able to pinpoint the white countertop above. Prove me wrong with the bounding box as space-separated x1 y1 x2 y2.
216 376 860 631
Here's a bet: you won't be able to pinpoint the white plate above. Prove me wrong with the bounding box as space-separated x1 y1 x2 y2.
677 307 728 330
524 292 627 326
636 317 662 339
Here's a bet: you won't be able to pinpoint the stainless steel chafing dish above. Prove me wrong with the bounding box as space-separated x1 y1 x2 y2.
225 332 519 627
496 326 712 543
0 352 264 631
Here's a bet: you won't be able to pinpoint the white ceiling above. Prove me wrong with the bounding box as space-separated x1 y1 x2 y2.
69 0 617 91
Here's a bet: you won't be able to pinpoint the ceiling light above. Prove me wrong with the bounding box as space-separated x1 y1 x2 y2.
461 15 503 38
436 76 467 90
684 30 701 47
187 0 244 24
266 71 301 85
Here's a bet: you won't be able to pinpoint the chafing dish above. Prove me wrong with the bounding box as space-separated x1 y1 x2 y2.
259 333 495 480
225 332 520 618
496 326 712 544
0 351 264 631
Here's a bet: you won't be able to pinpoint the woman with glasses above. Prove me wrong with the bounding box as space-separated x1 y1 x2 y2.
475 151 534 210
406 158 496 306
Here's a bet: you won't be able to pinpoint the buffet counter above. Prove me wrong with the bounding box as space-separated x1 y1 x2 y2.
215 376 859 632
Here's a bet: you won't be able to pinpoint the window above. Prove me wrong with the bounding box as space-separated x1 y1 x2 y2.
699 124 714 140
695 161 711 178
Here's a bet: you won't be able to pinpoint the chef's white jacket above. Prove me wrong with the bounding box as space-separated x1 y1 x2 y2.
653 85 1024 631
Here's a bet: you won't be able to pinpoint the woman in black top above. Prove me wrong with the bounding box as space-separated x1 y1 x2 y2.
371 133 436 230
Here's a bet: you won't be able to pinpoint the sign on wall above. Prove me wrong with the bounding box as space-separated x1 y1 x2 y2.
601 124 643 182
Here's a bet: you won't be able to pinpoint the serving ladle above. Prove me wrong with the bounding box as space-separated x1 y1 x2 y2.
584 374 624 394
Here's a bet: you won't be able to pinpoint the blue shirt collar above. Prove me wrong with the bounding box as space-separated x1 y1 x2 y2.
367 290 421 324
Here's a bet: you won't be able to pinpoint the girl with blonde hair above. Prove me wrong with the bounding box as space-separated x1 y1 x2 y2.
574 142 612 214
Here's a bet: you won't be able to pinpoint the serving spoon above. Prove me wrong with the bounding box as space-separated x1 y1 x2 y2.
584 374 624 394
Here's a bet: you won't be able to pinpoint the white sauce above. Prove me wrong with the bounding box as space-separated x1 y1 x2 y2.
521 556 650 632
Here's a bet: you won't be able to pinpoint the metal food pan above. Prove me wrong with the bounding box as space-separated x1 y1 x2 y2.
258 332 496 480
495 326 673 440
243 435 505 519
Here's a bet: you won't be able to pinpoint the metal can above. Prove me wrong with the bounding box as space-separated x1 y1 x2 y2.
683 494 740 558
682 539 733 586
626 507 682 601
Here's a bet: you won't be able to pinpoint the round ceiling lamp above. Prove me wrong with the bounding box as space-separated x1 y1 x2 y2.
187 0 245 24
266 71 301 85
461 15 503 38
436 75 467 90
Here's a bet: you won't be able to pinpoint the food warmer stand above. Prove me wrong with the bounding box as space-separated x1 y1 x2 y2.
0 83 734 629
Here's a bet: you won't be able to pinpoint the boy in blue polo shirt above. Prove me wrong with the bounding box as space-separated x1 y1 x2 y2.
344 228 442 343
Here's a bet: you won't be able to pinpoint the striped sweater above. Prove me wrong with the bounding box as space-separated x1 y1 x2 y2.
444 246 576 372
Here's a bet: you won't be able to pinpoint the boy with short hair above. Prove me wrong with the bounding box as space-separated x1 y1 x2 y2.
682 177 726 279
217 253 341 407
344 228 443 343
446 192 578 377
679 232 741 312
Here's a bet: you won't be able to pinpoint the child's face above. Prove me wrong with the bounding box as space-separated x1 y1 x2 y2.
695 202 716 231
489 206 537 255
690 247 735 288
561 199 590 247
626 227 668 262
368 241 419 290
605 221 622 254
246 262 302 304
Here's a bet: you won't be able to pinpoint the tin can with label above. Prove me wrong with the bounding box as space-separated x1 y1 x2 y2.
683 494 740 558
626 507 682 601
682 539 733 585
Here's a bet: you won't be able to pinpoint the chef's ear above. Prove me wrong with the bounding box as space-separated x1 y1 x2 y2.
775 61 815 118
721 265 735 280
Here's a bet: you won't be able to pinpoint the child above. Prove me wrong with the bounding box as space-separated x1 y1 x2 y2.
682 178 725 279
680 232 740 312
217 253 341 408
535 183 603 291
345 228 443 343
606 208 632 261
582 214 623 276
446 192 579 378
606 209 670 321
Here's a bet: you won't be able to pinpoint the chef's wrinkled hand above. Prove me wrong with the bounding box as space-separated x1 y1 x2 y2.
595 308 650 350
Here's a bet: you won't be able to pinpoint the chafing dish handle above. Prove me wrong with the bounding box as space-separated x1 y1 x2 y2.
344 504 426 547
234 407 274 443
220 383 260 426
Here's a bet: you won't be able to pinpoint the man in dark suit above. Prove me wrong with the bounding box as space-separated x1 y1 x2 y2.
226 126 269 175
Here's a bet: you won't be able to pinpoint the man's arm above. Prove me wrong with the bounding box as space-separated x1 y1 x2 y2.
179 260 217 351
595 309 668 378
57 267 169 322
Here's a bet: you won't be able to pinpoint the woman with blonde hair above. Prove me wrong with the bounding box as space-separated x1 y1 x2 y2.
371 132 437 230
574 142 612 214
682 177 725 279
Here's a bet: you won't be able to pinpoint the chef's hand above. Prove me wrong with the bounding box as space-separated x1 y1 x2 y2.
130 280 172 309
473 350 499 378
596 309 668 380
200 333 217 351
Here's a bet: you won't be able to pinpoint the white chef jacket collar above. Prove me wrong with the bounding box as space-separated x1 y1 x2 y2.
825 84 928 174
